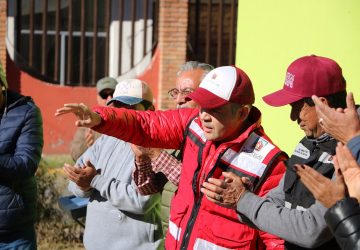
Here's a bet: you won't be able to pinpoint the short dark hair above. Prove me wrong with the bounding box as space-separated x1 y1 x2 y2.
140 100 154 110
303 90 347 109
229 102 252 117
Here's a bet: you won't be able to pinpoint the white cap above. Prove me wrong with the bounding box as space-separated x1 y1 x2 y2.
107 79 153 106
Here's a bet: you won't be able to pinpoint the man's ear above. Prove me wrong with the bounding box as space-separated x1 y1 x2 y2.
238 105 251 121
318 97 328 105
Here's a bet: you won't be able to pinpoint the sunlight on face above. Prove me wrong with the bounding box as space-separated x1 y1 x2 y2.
199 103 244 142
175 69 204 109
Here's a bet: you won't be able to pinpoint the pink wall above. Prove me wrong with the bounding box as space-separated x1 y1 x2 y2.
6 49 160 154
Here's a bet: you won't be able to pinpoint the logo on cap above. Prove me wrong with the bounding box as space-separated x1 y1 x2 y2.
284 72 295 88
262 55 345 107
186 66 255 109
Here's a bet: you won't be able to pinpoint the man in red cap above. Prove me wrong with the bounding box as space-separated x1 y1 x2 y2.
55 66 287 249
201 55 347 250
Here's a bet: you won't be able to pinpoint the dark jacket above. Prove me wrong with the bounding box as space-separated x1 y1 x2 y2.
325 197 360 250
283 134 340 250
323 135 360 250
0 90 43 233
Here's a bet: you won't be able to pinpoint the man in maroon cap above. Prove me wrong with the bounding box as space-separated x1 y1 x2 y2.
55 66 287 249
201 55 347 250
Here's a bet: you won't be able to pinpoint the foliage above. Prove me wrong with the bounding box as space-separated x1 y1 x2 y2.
35 157 84 250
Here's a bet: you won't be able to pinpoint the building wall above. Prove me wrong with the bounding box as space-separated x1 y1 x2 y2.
1 0 188 154
236 0 360 154
6 49 159 154
158 0 188 110
0 0 6 67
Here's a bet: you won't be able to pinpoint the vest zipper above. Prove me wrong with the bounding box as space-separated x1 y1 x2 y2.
179 148 228 250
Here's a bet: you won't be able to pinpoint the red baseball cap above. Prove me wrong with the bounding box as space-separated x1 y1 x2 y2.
186 66 255 109
263 55 346 107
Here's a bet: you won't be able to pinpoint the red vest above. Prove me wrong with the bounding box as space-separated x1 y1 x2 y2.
165 117 285 250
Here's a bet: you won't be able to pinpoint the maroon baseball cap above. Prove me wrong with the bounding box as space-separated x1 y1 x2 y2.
263 55 346 107
186 66 255 109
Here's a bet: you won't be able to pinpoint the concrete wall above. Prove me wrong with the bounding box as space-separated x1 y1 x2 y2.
236 0 360 154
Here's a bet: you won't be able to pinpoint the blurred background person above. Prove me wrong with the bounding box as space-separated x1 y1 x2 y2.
70 77 117 161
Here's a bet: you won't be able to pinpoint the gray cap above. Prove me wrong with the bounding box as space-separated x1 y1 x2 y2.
96 77 117 94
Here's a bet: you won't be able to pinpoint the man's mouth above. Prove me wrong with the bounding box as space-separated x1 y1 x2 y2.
203 126 212 133
300 123 305 129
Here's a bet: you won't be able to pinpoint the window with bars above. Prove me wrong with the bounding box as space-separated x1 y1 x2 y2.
7 0 158 86
187 0 238 67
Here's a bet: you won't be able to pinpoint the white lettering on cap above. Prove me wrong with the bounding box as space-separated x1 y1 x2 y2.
285 72 295 88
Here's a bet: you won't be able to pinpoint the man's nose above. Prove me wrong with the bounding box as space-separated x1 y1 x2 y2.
176 93 186 105
106 95 113 102
199 109 211 121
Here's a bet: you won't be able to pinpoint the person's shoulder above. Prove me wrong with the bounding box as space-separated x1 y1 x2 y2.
98 134 127 146
7 90 38 109
179 108 200 121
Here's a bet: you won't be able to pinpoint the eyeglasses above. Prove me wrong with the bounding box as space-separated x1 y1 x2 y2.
168 88 194 99
99 89 115 99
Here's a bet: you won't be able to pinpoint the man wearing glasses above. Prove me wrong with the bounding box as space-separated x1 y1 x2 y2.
70 77 117 161
167 62 213 109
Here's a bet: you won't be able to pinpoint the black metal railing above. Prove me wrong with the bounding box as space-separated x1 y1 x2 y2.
187 0 238 67
14 0 158 86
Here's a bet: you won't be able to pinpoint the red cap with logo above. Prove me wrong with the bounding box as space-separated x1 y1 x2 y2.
262 55 346 107
186 66 255 109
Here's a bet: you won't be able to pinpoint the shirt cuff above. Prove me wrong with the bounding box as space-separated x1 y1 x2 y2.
90 174 107 191
152 150 179 172
135 158 153 171
347 135 360 151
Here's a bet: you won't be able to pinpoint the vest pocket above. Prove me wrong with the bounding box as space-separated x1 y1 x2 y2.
197 210 257 250
194 238 231 250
